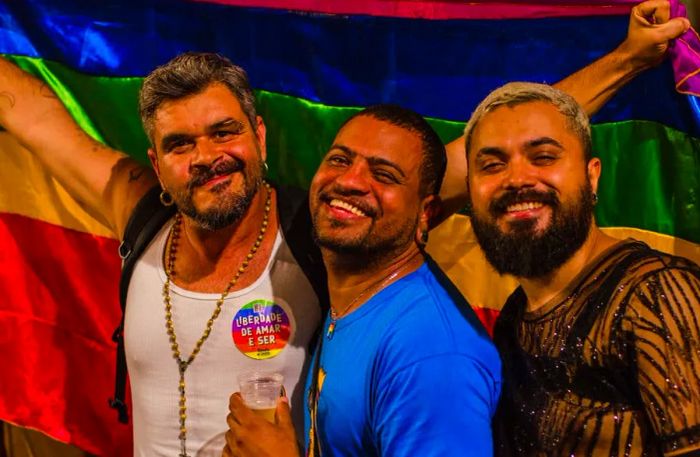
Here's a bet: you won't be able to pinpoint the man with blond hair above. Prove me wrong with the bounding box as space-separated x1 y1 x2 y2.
465 81 700 456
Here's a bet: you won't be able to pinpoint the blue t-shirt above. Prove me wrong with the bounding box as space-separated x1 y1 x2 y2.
305 258 501 456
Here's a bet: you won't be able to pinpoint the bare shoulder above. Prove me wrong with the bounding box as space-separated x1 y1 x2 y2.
102 151 159 239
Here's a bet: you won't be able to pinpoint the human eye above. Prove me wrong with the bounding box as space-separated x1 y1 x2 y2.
373 168 399 184
479 159 505 174
326 154 350 167
532 151 558 166
212 129 238 142
164 138 193 154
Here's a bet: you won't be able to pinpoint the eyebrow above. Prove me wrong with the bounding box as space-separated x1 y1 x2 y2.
475 147 508 161
475 136 564 160
526 137 564 150
329 144 406 178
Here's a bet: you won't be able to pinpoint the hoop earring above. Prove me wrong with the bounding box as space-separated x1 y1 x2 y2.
263 161 269 175
592 192 599 205
418 230 429 246
160 190 174 207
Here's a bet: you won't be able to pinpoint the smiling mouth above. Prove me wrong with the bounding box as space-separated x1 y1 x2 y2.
329 198 369 217
506 201 544 213
203 173 232 186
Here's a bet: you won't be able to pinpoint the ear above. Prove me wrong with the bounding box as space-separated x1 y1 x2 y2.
416 194 442 242
586 157 601 195
147 147 166 188
254 115 267 162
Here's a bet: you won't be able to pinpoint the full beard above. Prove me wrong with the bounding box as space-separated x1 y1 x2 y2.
470 185 595 279
174 157 264 231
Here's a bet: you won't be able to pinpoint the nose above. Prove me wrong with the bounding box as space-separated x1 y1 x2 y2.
503 156 537 191
190 138 223 168
334 160 371 194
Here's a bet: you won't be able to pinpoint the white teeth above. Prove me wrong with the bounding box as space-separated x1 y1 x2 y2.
329 199 367 217
506 201 544 212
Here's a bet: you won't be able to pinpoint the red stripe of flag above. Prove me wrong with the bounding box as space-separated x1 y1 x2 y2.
0 212 131 456
193 0 635 19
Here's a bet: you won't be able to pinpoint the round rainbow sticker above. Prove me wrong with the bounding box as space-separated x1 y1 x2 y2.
232 299 291 360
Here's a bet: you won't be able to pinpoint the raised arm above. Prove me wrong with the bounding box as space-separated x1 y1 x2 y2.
555 0 690 115
438 0 690 222
0 57 157 237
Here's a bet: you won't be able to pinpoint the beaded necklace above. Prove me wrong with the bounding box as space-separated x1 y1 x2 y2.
162 181 271 457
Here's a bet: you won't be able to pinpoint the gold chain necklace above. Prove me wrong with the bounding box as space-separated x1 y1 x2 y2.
326 251 420 339
162 181 271 457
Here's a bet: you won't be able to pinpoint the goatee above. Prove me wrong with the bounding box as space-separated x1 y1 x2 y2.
174 157 264 231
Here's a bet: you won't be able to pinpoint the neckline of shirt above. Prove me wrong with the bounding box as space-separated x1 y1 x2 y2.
522 238 638 322
155 217 284 300
323 262 427 334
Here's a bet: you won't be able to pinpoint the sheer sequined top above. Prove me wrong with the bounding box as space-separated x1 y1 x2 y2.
493 240 700 457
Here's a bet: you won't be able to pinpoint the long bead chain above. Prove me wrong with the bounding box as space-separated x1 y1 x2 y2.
162 181 271 457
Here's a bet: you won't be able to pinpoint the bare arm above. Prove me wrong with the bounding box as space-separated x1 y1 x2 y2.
438 0 690 223
555 0 690 115
0 57 157 238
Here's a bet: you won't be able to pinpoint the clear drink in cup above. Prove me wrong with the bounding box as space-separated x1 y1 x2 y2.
238 371 284 423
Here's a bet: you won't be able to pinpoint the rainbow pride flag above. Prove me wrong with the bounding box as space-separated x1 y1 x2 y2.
0 1 698 455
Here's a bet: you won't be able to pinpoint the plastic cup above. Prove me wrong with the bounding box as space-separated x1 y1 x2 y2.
238 371 284 423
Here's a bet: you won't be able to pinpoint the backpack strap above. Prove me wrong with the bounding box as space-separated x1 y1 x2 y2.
109 185 176 423
274 183 330 317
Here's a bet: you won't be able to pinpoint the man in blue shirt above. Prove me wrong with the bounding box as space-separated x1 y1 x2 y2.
224 104 501 456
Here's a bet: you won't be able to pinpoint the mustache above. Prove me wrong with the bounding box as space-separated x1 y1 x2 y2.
188 159 244 190
318 187 378 218
489 188 559 215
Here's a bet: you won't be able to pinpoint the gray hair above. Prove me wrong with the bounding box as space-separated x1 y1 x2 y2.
138 52 257 145
463 82 592 162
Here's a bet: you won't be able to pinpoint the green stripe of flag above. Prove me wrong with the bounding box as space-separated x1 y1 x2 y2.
593 121 699 243
4 54 699 243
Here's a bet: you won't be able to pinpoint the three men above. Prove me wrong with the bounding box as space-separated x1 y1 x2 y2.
0 1 691 454
465 82 700 456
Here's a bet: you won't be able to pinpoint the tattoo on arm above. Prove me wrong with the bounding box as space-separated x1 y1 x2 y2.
0 91 16 108
129 167 145 183
38 83 58 100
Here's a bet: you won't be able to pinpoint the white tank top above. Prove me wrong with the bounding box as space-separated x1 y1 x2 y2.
125 218 321 456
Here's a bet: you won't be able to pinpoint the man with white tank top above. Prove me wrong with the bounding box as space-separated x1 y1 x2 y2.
0 52 328 457
116 53 328 456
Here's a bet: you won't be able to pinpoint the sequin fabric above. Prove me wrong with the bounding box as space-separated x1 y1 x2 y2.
493 240 700 456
